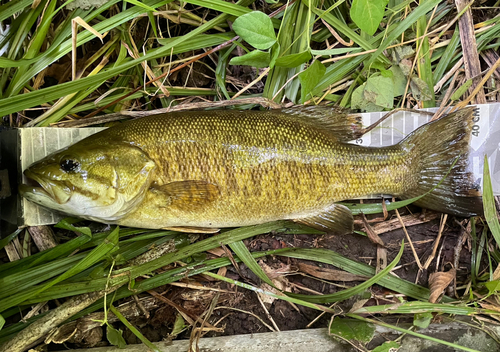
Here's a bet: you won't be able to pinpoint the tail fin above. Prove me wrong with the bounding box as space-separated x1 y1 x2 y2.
400 107 482 217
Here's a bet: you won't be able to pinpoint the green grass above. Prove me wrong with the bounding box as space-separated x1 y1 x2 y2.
1 0 500 351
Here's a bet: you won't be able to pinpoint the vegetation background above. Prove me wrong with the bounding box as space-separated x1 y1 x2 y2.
1 0 500 351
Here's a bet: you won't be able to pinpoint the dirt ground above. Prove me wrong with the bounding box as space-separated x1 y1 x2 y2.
108 208 470 349
1 205 472 350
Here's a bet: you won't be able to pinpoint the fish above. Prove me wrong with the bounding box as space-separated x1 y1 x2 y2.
19 106 482 234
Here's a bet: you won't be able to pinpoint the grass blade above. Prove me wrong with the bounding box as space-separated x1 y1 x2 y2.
366 0 441 67
0 0 34 23
483 155 500 247
288 241 404 303
109 305 161 352
229 240 274 286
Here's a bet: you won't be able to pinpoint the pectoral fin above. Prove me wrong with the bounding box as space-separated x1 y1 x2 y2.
294 204 354 235
163 226 221 234
150 180 220 210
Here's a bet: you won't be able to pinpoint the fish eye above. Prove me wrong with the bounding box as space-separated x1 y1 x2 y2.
60 158 80 172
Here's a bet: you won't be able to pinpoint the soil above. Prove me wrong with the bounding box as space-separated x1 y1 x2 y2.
107 209 471 349
2 207 474 350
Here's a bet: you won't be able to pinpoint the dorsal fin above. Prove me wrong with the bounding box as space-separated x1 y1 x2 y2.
278 106 362 142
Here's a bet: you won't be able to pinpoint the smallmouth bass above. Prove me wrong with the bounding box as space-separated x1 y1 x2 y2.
20 106 482 233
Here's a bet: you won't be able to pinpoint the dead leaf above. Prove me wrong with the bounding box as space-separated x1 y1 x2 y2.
260 261 293 280
349 298 370 313
258 283 282 305
428 269 456 303
207 247 226 257
478 302 500 313
360 214 385 247
256 262 294 305
298 263 369 282
45 322 78 344
376 246 387 273
492 263 500 281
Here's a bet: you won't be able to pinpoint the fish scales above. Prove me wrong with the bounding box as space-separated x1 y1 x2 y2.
91 110 412 228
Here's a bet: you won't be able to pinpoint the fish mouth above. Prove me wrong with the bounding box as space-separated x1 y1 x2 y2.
20 170 71 204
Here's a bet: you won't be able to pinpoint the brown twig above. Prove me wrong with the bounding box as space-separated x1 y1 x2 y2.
423 214 448 270
395 209 423 270
455 0 486 104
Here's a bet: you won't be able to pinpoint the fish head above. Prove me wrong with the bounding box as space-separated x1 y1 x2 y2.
19 142 156 221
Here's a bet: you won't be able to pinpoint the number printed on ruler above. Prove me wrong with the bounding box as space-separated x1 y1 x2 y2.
470 105 490 152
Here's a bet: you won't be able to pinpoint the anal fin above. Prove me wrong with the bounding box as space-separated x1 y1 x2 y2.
294 204 354 235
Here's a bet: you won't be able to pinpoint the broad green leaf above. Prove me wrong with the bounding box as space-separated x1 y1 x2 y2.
171 314 186 336
413 312 433 329
485 280 500 294
484 156 500 246
350 0 388 36
309 6 378 54
372 62 393 78
391 46 415 64
364 75 394 109
451 79 473 101
299 60 326 103
107 325 127 348
229 50 271 68
410 76 433 101
311 48 361 56
0 314 4 330
275 50 312 68
329 317 375 343
390 65 407 97
233 11 277 50
351 83 384 112
372 341 400 352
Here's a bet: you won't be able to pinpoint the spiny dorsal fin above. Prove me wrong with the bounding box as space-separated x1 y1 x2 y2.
150 180 220 210
294 203 354 235
278 106 362 142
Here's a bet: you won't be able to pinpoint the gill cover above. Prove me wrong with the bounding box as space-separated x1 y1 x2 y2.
21 143 156 221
